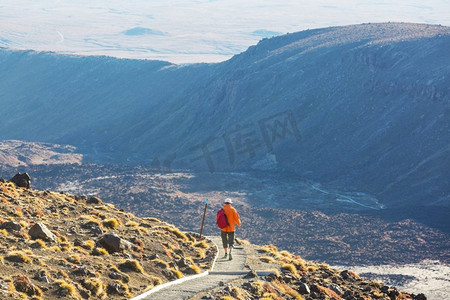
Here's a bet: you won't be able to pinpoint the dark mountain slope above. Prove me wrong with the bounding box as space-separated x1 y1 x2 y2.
0 23 449 208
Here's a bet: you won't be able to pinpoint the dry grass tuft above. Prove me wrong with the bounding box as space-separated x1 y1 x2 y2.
260 256 277 263
92 247 109 256
348 270 361 279
83 240 95 250
272 280 304 299
67 254 81 264
148 275 162 287
54 279 80 299
152 259 170 269
260 244 278 255
194 240 208 249
107 280 132 297
103 218 121 229
3 277 16 296
262 282 283 300
235 238 251 245
73 246 90 255
5 251 33 263
82 278 106 298
30 239 47 250
59 242 71 252
137 226 149 234
14 206 24 217
279 250 292 257
307 265 317 272
293 259 307 272
145 217 161 223
267 269 281 277
165 226 189 242
317 284 342 299
47 245 61 252
19 220 29 228
57 235 69 243
196 248 206 259
81 215 103 228
281 263 299 277
125 220 139 227
187 264 201 274
119 259 145 273
171 268 183 279
248 281 265 297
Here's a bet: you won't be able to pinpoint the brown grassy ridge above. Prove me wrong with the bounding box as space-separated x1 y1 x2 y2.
0 180 216 299
194 239 426 300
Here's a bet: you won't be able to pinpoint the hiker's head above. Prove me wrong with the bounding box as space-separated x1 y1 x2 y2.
224 198 232 204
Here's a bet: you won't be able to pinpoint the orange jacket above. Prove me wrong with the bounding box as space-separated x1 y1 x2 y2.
222 203 241 232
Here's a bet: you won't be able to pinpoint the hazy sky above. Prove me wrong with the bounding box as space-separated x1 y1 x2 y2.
0 0 449 63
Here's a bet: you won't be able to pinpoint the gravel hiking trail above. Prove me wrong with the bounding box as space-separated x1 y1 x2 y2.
139 235 247 299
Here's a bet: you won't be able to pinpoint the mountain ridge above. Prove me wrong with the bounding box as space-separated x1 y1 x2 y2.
1 22 449 209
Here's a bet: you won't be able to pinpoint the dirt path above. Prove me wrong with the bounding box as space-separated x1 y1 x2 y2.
135 235 247 300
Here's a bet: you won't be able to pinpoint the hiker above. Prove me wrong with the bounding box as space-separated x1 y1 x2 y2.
219 198 241 260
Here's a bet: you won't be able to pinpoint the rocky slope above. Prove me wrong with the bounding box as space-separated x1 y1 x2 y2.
0 140 83 168
0 180 216 299
10 165 449 266
189 240 426 300
0 180 427 300
1 23 449 209
195 240 428 300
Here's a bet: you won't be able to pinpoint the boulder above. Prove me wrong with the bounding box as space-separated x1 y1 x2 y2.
328 283 344 295
148 254 159 260
87 197 102 204
0 221 22 232
13 275 41 297
183 266 199 275
109 271 129 283
28 222 57 242
107 282 126 295
176 258 190 268
389 288 400 298
343 290 354 298
413 293 427 300
297 282 310 294
97 233 132 253
90 225 104 237
9 173 31 188
340 270 359 280
244 270 258 278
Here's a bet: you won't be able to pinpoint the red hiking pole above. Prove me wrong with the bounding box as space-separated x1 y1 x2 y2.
199 198 208 238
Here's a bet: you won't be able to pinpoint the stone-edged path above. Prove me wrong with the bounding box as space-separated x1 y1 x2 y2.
135 235 247 300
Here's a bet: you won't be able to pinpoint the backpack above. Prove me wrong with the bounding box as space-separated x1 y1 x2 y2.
216 208 229 229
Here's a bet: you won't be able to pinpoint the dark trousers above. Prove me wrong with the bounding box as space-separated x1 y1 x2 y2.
221 231 235 249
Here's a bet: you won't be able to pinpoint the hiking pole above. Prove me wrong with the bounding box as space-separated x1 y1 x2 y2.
199 198 208 238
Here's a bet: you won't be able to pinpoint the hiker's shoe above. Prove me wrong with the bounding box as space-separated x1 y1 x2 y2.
223 253 228 259
229 253 233 260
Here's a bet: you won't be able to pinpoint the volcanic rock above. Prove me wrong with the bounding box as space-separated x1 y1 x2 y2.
97 233 132 253
28 222 57 242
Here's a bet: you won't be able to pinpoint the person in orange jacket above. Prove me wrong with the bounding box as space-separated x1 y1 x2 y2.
220 198 241 260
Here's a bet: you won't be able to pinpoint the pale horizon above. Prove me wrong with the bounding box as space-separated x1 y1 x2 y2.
1 0 449 63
